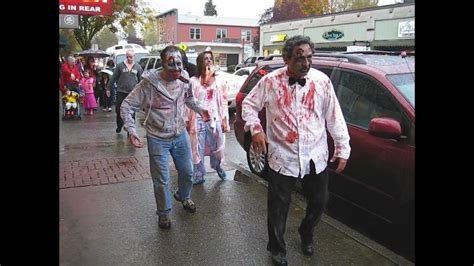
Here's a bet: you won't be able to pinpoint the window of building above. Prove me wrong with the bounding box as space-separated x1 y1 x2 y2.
241 30 251 41
216 29 227 40
190 28 201 40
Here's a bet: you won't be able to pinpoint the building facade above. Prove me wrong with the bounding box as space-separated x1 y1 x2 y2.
156 9 259 70
260 3 414 55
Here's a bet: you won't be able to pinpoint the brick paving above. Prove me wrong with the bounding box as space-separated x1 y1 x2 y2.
59 156 159 189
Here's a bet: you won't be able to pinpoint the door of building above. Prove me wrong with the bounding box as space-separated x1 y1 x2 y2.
227 54 239 67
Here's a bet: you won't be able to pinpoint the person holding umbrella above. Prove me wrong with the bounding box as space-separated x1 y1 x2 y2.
98 69 113 112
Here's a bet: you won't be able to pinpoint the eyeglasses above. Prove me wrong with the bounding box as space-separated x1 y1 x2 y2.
126 55 134 58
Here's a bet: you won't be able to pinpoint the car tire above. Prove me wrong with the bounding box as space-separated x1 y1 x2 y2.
246 142 268 178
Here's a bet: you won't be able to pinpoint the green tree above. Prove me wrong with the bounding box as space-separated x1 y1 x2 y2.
204 0 218 16
60 29 81 57
73 0 146 50
258 7 274 25
95 28 118 50
141 8 158 46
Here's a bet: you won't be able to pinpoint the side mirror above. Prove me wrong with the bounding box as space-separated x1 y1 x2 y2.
368 118 402 139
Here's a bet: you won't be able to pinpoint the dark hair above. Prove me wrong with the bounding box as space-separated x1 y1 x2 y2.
178 48 191 72
160 45 180 64
106 59 115 68
282 35 314 60
196 51 213 77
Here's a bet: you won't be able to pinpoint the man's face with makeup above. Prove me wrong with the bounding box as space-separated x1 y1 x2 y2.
163 51 183 80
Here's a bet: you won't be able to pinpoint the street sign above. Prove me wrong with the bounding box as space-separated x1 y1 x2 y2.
59 14 79 29
178 43 188 51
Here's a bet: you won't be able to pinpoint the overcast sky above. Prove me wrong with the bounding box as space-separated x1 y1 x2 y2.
145 0 398 20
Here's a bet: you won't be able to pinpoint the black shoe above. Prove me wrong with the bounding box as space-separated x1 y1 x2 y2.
158 215 171 229
173 192 196 213
216 167 227 180
270 252 288 266
115 127 122 133
298 226 314 256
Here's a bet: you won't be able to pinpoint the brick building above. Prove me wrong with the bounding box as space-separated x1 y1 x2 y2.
156 9 259 70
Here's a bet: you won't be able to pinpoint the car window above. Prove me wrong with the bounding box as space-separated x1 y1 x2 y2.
336 70 402 130
235 69 249 76
147 57 156 70
153 58 162 69
314 67 333 79
139 58 149 69
242 65 284 94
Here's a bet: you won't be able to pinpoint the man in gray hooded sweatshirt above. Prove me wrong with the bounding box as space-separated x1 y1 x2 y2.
109 49 144 133
120 45 209 229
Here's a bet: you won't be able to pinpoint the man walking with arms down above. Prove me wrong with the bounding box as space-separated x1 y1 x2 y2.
109 49 143 133
241 35 351 265
120 45 208 229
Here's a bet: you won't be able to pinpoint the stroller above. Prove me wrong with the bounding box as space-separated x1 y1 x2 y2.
62 89 83 120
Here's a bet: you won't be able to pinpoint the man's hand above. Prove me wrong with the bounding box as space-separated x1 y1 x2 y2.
201 109 210 122
330 156 347 173
129 133 144 148
251 132 268 155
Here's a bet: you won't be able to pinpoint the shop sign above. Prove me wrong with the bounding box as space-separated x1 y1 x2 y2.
270 34 287 42
322 30 344 41
59 14 79 29
398 20 414 37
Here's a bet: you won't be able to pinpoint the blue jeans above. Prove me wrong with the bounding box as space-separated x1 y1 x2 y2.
193 117 224 178
147 132 193 216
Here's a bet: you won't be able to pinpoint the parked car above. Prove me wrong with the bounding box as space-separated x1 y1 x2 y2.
234 51 415 260
234 56 265 71
139 53 198 77
212 71 246 109
233 66 256 79
138 55 162 74
105 42 149 65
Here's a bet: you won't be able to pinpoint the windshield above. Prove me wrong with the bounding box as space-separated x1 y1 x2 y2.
387 73 415 108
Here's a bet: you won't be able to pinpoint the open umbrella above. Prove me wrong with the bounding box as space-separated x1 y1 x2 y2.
77 49 110 58
99 69 114 77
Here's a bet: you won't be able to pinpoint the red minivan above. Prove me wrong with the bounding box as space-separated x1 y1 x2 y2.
234 51 415 260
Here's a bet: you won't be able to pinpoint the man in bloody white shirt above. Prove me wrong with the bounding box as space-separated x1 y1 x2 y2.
242 35 351 265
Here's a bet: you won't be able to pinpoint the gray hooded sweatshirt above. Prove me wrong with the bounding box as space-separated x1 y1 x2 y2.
120 70 203 139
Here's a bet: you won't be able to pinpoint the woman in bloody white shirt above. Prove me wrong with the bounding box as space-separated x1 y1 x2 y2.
187 51 230 185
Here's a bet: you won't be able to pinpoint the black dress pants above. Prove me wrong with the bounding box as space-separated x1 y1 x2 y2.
115 91 134 129
266 161 329 255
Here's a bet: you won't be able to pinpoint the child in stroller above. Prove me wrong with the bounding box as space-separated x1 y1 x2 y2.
62 89 82 120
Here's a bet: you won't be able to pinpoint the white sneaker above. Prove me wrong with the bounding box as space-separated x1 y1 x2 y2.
108 108 112 112
102 108 107 111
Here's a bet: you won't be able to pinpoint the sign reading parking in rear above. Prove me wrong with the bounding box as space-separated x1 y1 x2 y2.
59 0 113 16
59 14 79 29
